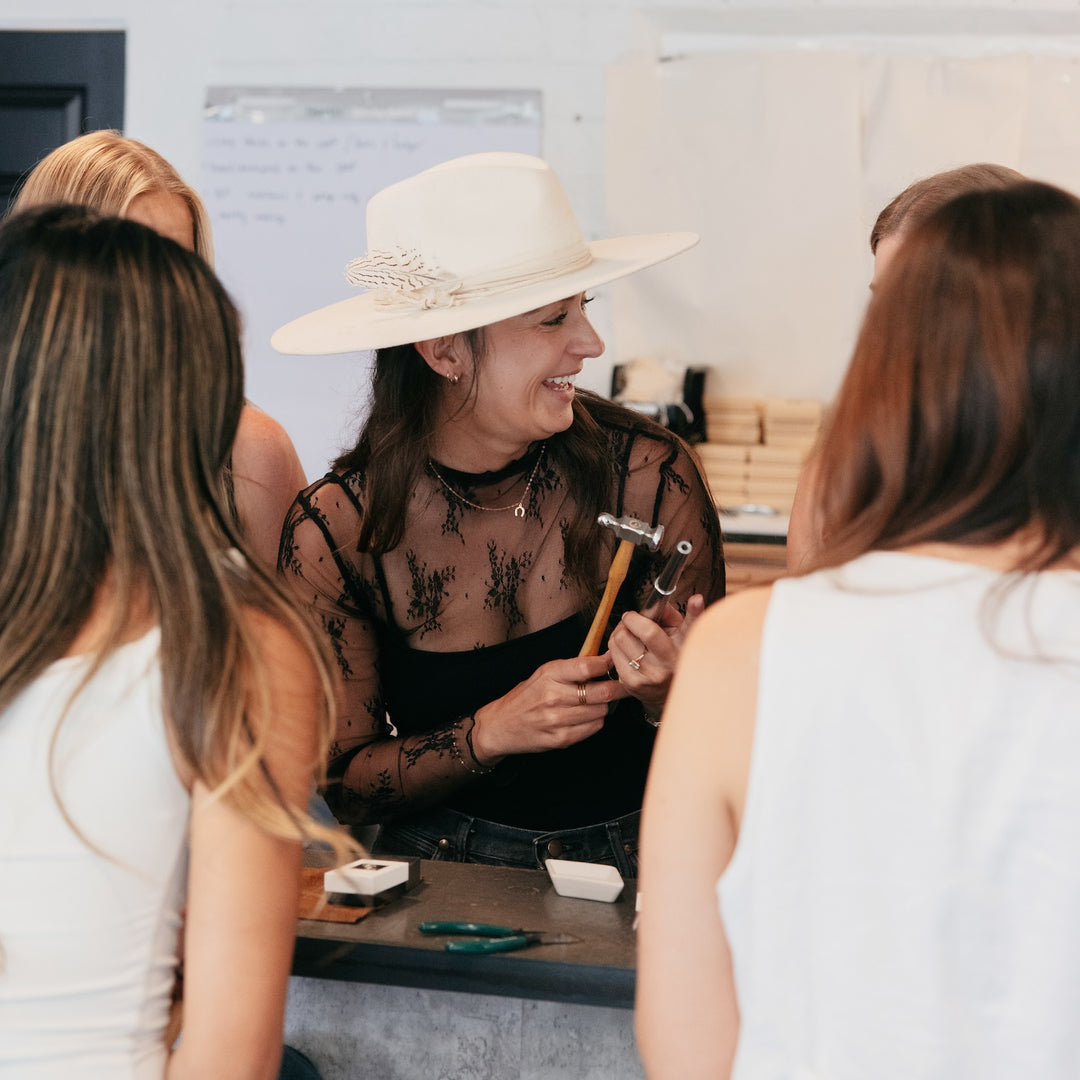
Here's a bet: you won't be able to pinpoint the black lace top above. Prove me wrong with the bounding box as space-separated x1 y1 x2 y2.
280 404 725 829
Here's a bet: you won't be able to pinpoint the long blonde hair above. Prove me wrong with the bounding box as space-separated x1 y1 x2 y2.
0 205 344 849
13 130 214 264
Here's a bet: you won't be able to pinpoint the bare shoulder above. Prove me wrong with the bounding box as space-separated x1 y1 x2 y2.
231 405 309 566
233 404 306 481
236 403 293 444
668 584 775 734
687 584 774 661
661 585 774 820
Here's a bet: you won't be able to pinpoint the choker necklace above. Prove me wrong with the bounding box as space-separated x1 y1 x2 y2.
428 444 546 518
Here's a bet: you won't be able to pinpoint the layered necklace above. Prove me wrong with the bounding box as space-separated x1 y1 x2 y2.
428 443 546 518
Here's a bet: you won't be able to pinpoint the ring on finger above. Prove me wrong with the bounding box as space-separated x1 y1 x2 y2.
577 682 589 706
628 651 647 671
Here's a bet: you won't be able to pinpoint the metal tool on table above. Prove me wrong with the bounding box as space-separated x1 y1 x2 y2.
578 513 664 657
639 539 693 620
417 921 580 954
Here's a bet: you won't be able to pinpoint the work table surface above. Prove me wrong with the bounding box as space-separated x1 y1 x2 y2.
293 858 637 1008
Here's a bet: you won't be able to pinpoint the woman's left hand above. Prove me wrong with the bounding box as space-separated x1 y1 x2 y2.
606 594 706 719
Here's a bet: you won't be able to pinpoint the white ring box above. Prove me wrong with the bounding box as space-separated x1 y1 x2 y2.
545 858 625 903
324 857 420 907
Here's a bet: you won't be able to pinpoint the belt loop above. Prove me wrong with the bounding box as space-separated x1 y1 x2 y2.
605 816 621 854
454 809 477 860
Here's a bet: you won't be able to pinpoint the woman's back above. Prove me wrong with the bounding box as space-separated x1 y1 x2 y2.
0 628 187 1079
720 551 1080 1079
0 206 350 1079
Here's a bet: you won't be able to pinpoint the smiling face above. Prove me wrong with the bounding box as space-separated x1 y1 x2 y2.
428 293 605 468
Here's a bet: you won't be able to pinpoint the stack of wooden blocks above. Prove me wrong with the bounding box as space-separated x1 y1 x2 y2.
696 397 823 513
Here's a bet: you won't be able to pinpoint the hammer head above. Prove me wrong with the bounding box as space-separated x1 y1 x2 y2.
597 512 664 551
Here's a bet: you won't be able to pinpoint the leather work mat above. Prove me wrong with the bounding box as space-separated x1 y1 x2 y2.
298 866 373 924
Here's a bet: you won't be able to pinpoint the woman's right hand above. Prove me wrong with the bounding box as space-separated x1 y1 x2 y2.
470 654 629 763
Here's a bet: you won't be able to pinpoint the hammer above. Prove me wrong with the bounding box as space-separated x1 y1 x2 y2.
578 512 664 657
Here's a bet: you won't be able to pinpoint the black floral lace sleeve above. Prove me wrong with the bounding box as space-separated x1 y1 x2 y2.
278 473 478 823
279 412 724 827
609 422 726 616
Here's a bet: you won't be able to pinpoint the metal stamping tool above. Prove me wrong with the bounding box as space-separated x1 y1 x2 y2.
639 540 693 621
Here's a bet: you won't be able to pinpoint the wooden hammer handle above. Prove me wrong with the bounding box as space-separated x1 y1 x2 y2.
578 539 635 657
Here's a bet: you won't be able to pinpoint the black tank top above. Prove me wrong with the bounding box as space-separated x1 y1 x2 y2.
378 615 656 829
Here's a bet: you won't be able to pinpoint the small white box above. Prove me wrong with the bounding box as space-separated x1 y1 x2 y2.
546 858 625 903
324 858 410 897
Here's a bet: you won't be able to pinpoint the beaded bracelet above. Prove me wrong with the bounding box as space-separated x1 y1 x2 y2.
451 714 495 776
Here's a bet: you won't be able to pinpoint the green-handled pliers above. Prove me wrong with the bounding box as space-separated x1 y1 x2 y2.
418 920 579 953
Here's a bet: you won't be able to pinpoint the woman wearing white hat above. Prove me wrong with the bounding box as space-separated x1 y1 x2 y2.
273 153 724 869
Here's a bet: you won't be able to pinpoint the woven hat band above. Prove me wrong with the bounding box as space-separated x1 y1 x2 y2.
345 240 594 312
271 153 699 355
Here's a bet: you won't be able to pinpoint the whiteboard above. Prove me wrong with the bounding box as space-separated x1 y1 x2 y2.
201 87 542 482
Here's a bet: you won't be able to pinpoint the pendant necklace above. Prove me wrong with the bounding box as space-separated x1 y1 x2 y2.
428 443 546 519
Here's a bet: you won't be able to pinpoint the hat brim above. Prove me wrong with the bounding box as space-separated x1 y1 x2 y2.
270 231 698 355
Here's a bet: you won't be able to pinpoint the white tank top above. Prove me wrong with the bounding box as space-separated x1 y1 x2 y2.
0 629 189 1079
719 552 1080 1080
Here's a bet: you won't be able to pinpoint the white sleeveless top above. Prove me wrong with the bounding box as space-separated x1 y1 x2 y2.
0 629 189 1079
719 552 1080 1080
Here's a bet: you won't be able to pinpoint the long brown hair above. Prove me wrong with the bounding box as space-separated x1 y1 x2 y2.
334 333 697 606
811 181 1080 572
13 130 214 263
0 205 344 847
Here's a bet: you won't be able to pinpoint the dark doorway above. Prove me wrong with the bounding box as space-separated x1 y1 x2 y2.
0 30 125 209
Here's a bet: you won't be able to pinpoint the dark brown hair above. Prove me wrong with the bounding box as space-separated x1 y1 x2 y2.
811 181 1080 572
870 163 1025 254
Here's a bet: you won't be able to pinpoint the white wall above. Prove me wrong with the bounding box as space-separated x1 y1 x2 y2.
605 34 1080 405
6 1 1080 473
2 0 642 375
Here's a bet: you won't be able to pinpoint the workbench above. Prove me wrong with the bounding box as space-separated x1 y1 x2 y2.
285 859 644 1079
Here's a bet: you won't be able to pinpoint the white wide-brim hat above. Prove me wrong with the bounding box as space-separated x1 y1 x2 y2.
271 152 698 355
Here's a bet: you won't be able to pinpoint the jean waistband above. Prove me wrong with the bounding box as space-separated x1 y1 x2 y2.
381 803 640 872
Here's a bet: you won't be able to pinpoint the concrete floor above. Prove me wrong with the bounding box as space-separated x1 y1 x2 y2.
284 975 646 1080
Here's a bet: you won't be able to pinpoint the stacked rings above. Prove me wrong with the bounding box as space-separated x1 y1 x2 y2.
577 682 589 706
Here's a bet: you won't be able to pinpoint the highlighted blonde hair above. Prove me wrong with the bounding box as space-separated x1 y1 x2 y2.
0 205 350 855
13 129 214 263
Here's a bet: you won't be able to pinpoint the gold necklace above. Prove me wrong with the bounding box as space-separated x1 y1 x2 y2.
428 444 546 518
